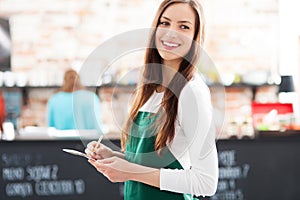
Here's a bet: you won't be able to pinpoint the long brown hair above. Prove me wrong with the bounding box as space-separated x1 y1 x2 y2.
60 69 84 92
121 0 205 151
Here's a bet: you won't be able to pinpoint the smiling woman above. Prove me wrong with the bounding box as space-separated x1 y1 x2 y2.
85 1 218 199
155 3 196 64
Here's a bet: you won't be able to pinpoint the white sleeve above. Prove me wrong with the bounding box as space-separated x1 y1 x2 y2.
160 80 219 196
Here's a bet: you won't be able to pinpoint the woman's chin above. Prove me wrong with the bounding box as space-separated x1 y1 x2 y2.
159 51 182 62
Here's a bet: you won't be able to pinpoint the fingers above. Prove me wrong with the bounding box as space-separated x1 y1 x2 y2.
99 157 115 164
88 159 107 173
89 157 113 165
85 147 97 156
86 152 103 160
88 157 115 169
85 141 103 159
88 157 127 183
85 141 114 160
86 141 97 150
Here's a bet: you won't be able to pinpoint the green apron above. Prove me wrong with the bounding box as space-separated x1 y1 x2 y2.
124 111 197 200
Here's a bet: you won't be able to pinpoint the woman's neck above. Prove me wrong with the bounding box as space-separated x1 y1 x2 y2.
161 59 181 89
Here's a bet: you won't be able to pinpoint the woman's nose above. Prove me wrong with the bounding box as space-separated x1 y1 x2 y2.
165 28 177 38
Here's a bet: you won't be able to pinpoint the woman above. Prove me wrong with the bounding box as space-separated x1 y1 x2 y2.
47 69 103 131
85 0 218 199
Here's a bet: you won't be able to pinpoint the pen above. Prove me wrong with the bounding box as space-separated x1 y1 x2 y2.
62 149 93 160
93 134 103 153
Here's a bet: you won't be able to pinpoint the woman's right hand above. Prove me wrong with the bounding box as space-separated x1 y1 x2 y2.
85 141 114 160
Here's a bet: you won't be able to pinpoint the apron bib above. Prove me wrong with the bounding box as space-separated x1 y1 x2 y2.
124 111 196 200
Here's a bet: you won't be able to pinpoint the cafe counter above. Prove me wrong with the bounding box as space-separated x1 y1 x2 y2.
1 131 300 200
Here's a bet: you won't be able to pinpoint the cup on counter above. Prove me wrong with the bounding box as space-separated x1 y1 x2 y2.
15 72 28 87
2 122 15 140
3 71 15 87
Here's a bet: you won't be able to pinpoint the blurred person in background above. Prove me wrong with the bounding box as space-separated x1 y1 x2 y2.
47 69 103 132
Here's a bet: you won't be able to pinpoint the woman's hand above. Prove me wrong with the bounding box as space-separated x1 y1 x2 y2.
85 141 114 160
88 157 132 183
88 157 160 188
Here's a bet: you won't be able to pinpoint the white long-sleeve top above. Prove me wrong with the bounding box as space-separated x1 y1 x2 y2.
140 74 219 197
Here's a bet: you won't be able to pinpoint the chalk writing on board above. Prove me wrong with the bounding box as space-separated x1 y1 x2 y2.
2 153 33 167
212 150 250 200
1 153 86 198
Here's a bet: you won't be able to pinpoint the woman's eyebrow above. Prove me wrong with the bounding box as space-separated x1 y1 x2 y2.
161 16 193 25
178 20 193 25
161 16 171 21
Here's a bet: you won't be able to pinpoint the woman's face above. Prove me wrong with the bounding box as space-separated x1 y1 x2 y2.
155 3 196 63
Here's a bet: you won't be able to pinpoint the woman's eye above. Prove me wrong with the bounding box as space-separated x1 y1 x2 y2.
180 25 190 30
159 21 169 26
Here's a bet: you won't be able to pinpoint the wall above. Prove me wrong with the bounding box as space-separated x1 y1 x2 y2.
278 0 300 122
1 0 294 138
0 0 159 86
0 0 280 80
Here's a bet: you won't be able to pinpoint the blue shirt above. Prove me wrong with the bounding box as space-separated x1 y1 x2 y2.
47 90 103 131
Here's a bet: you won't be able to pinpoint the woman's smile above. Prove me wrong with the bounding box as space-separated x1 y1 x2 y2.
161 40 181 50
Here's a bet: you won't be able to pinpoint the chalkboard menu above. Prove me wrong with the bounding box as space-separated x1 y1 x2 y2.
0 140 123 200
1 137 300 200
212 138 300 200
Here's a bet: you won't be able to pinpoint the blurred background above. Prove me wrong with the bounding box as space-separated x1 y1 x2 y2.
0 0 299 135
0 0 299 138
0 0 300 199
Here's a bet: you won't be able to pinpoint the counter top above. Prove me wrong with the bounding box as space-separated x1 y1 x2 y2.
7 127 121 141
2 128 300 142
257 129 300 138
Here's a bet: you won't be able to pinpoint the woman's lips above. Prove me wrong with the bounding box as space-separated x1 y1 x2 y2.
161 40 180 51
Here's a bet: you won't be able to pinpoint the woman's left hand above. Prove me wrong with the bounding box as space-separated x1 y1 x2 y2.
88 157 132 183
88 156 161 188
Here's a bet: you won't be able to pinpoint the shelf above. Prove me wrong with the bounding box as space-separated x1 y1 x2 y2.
0 82 278 89
258 130 300 138
0 84 137 89
208 82 278 88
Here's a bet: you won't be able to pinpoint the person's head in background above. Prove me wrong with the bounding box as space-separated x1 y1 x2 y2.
60 69 84 92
